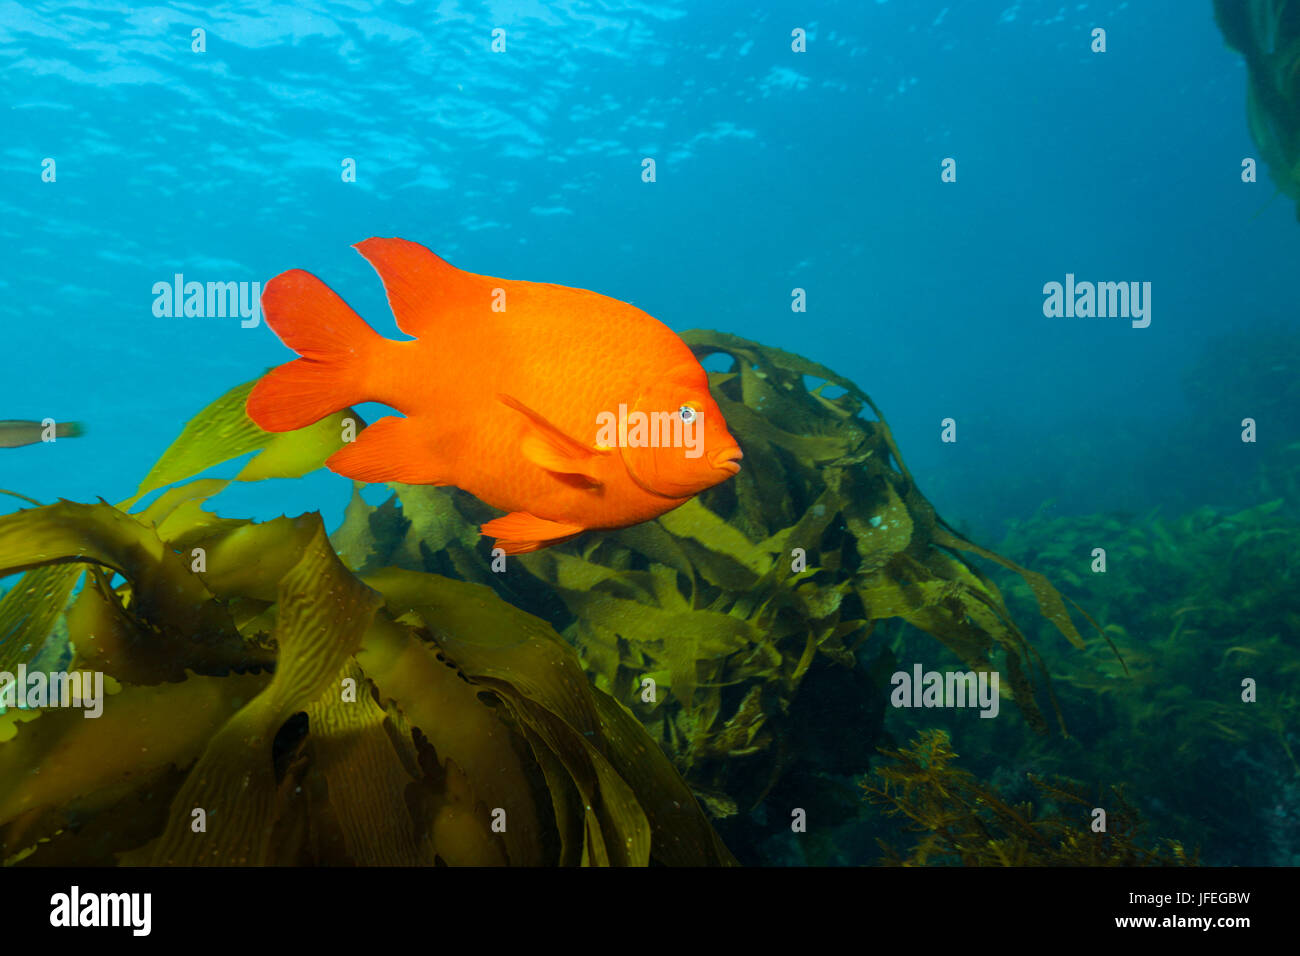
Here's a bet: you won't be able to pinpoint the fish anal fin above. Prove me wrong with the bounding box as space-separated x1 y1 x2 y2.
498 393 606 484
326 416 448 486
481 512 586 555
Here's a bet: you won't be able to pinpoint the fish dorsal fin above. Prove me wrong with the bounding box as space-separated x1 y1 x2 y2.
353 237 490 338
497 393 607 485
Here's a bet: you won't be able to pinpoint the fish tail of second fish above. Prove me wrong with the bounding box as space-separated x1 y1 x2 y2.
246 268 391 432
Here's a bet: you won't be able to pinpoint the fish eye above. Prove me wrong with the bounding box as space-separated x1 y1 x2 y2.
678 404 696 424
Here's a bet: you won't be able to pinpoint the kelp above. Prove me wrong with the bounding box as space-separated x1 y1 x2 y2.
990 500 1300 864
0 380 733 867
327 331 1101 831
1215 0 1300 219
0 331 1097 866
862 729 1195 866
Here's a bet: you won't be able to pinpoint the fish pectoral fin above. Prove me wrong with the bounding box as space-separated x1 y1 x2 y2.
326 416 450 485
480 512 586 554
497 393 606 485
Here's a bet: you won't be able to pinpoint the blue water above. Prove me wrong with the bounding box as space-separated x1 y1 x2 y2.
2 0 1295 540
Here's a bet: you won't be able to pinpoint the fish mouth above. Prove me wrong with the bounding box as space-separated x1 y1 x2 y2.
712 446 743 475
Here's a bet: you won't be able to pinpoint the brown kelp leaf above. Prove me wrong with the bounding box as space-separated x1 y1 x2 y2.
549 587 756 712
3 764 187 867
304 660 425 865
488 693 642 866
424 757 509 866
140 520 381 865
183 514 322 603
365 568 602 737
361 566 725 865
355 611 544 866
0 564 82 674
843 475 914 572
67 566 166 685
0 502 245 676
515 722 585 866
588 691 737 864
0 673 269 830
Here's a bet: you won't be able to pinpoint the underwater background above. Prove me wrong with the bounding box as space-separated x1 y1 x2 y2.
0 0 1297 867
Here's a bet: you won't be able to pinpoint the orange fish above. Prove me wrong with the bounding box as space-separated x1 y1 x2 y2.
246 238 743 553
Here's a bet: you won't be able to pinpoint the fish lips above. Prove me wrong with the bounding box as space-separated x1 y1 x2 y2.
711 446 743 475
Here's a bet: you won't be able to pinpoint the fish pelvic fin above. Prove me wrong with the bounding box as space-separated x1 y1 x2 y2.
246 269 385 432
480 512 586 554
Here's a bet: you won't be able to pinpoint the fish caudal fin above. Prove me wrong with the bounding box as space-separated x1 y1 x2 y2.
480 512 586 554
246 269 383 432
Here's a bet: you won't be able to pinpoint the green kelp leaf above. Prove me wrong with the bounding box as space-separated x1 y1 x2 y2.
122 382 263 506
519 547 640 596
0 564 82 674
330 484 379 571
303 660 426 866
658 498 774 576
122 379 364 508
717 401 855 468
840 473 914 572
555 587 757 712
0 672 269 830
135 479 232 531
932 526 1095 651
388 484 481 561
140 519 382 865
609 521 696 584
